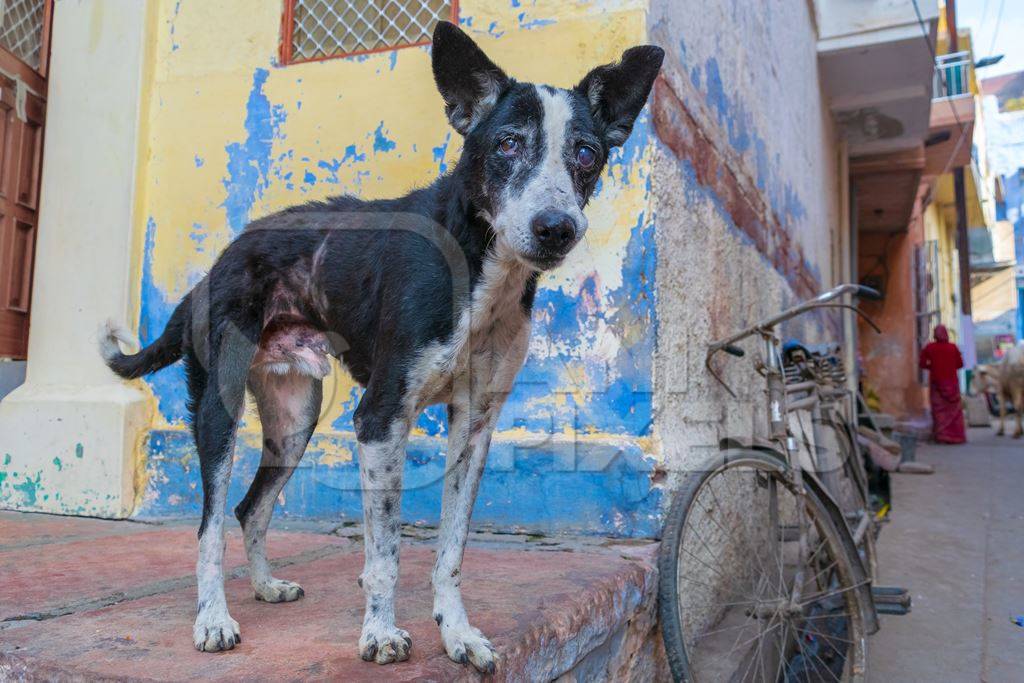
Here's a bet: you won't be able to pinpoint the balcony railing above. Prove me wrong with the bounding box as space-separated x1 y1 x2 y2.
933 51 971 99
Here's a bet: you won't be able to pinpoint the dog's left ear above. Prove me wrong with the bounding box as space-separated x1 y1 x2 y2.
432 21 510 135
575 46 664 148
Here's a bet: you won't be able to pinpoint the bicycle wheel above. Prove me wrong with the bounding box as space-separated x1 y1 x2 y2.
815 418 878 581
659 450 868 683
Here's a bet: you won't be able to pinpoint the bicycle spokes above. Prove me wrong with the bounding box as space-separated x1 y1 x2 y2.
665 458 866 682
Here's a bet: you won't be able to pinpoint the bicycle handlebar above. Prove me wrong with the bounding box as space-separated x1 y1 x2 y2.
705 284 881 392
707 284 879 354
852 284 882 301
722 344 746 358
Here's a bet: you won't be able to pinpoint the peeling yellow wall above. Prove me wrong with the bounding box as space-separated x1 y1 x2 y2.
130 1 664 534
138 0 650 427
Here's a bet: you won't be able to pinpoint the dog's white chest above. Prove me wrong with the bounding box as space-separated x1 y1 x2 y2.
412 254 534 408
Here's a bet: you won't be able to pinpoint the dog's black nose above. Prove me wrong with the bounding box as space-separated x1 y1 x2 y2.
531 210 577 252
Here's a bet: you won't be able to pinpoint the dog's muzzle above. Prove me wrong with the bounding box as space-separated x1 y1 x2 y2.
526 209 579 267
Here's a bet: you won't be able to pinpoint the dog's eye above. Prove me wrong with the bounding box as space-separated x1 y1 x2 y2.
498 135 519 156
576 145 597 170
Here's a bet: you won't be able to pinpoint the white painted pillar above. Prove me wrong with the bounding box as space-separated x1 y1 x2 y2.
0 1 155 517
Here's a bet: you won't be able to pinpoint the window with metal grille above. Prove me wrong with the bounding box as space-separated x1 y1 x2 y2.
281 0 457 65
0 0 46 70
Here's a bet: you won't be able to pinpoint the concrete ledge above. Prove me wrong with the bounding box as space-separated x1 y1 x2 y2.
0 513 666 681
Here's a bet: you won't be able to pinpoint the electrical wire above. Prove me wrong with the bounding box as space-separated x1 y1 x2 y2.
986 0 1006 59
978 0 991 34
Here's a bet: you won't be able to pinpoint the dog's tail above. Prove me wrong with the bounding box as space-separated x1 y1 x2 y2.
100 294 190 379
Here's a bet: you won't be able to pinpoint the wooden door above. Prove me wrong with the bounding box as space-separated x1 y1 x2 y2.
0 0 49 359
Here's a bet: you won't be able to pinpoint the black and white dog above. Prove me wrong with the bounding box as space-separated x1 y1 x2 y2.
101 22 662 673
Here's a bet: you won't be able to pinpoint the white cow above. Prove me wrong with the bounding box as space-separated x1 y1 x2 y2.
982 345 1024 438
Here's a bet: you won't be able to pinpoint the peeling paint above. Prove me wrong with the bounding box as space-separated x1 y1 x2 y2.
652 77 821 299
222 68 286 233
372 122 396 154
432 132 451 174
13 472 41 507
126 1 659 535
168 0 182 52
137 429 661 537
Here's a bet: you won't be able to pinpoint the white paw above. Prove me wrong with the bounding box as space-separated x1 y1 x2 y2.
254 578 305 603
359 624 412 664
193 606 241 652
440 621 497 674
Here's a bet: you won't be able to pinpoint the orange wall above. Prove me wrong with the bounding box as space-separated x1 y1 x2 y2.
857 200 928 419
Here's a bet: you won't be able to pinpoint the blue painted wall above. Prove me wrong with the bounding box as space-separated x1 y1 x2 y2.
1002 169 1024 339
130 2 662 537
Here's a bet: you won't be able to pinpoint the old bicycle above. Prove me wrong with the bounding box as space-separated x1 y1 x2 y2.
657 284 904 682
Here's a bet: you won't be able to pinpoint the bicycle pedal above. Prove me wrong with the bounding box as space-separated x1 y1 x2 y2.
872 586 911 614
876 602 910 616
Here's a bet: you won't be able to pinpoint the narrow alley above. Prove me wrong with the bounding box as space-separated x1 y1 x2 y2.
871 427 1024 682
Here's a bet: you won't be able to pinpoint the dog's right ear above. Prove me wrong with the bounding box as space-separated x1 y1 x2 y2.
431 21 510 135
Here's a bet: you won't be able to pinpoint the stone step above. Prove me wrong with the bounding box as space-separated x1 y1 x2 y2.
0 512 665 681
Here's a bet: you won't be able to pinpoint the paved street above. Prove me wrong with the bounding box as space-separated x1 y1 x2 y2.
2 426 1022 681
870 427 1024 682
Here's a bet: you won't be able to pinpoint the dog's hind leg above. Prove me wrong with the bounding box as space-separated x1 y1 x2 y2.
1013 386 1023 438
998 388 1007 435
192 334 256 653
236 369 322 602
353 380 413 665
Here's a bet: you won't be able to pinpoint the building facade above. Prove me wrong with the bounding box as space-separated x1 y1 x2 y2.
982 72 1024 353
0 0 940 534
855 2 1017 417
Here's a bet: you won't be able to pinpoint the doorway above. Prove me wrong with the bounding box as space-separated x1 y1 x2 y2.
0 1 50 398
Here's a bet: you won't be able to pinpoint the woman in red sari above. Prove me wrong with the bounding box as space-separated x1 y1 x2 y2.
919 325 966 444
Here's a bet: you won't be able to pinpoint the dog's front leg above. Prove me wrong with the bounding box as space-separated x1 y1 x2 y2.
356 410 412 664
432 393 500 674
432 327 528 673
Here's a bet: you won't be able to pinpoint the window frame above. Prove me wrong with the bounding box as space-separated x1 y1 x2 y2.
279 0 460 66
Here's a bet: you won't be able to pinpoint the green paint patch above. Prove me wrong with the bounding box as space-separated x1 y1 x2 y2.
13 472 41 507
75 443 84 459
53 457 62 471
3 453 10 465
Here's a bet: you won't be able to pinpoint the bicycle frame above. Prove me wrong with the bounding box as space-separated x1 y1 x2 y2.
707 283 882 634
787 367 874 549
